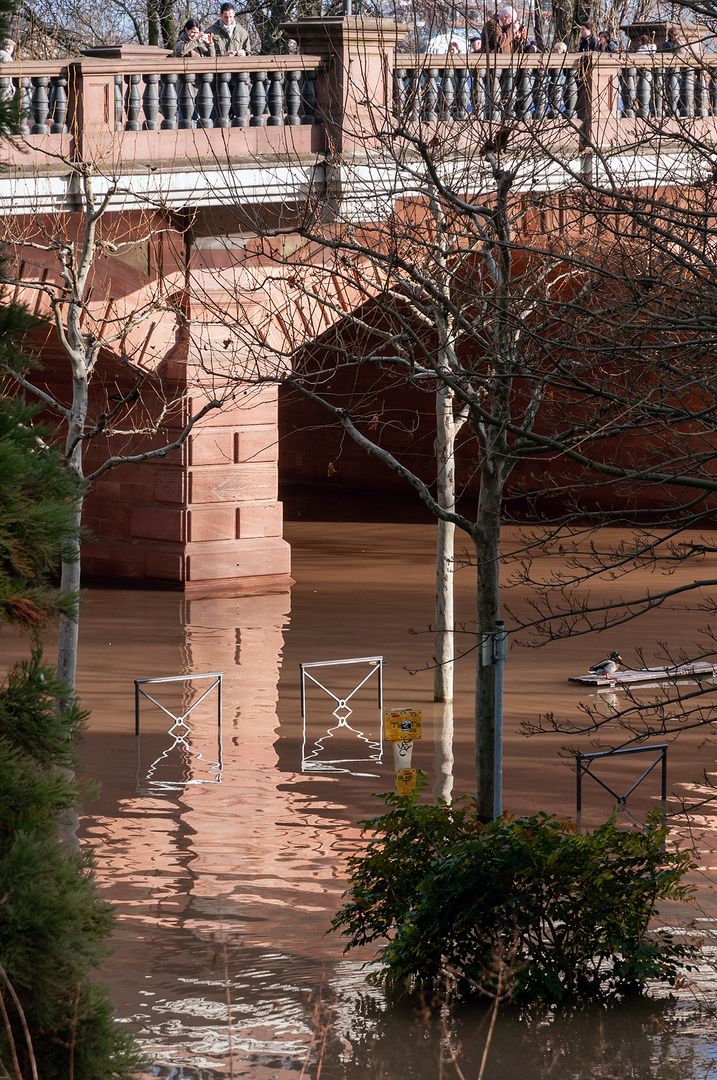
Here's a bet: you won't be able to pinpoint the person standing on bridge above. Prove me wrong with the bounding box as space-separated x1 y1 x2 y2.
480 7 527 53
173 20 216 57
205 3 251 56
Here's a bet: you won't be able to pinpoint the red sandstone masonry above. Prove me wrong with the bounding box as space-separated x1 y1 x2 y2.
234 427 277 464
188 507 236 543
236 503 283 539
188 464 278 505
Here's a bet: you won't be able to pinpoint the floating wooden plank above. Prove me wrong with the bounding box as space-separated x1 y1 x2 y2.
569 662 717 687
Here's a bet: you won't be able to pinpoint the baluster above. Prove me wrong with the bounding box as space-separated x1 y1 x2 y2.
455 68 469 119
250 70 267 125
394 67 407 120
473 67 486 119
196 72 215 127
267 69 284 125
636 69 651 118
125 73 141 130
516 67 532 118
441 67 455 119
695 67 707 117
178 73 196 128
620 66 636 118
216 71 232 126
160 73 178 129
424 68 439 121
564 67 578 117
231 71 250 125
499 68 514 117
142 73 160 130
666 67 679 114
548 69 562 118
114 74 124 129
652 67 664 118
285 70 301 125
0 77 12 108
49 75 68 133
533 68 548 118
407 67 421 121
710 67 717 115
20 77 32 134
300 69 317 124
30 76 50 134
680 66 694 117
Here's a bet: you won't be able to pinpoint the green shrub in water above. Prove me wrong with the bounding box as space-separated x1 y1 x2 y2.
332 790 697 1002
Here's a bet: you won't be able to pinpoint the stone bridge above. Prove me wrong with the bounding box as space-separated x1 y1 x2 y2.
1 22 714 592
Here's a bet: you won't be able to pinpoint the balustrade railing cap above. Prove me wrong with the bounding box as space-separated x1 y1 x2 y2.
80 43 172 59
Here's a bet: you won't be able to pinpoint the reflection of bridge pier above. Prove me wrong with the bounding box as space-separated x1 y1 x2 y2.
80 584 371 1071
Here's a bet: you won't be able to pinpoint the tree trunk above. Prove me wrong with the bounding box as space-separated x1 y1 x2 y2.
56 497 83 700
434 384 456 703
432 700 454 802
474 470 503 820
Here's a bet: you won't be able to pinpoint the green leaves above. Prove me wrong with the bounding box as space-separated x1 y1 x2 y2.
332 792 697 1004
0 657 143 1079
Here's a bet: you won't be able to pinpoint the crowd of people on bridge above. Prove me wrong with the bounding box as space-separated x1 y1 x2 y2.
440 6 691 59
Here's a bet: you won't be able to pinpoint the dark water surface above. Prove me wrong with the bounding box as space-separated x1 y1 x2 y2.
4 522 717 1078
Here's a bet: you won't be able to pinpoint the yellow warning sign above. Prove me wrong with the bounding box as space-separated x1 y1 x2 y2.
384 708 422 742
396 768 417 795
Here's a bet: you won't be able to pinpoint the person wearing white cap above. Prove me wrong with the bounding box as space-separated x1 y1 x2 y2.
480 6 526 52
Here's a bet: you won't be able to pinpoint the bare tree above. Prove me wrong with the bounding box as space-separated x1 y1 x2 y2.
0 159 227 694
163 40 717 817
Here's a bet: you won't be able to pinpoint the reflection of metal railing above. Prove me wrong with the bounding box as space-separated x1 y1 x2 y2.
299 656 384 776
134 672 223 793
575 744 667 832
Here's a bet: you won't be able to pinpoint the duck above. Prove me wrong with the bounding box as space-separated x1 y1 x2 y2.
589 651 623 677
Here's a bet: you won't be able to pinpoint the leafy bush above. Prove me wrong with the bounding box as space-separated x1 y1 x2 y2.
332 790 697 1003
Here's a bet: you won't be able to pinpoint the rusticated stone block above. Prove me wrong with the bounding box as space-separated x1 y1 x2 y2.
155 469 187 504
187 506 236 542
145 550 186 582
236 503 283 539
234 426 277 464
189 387 277 427
189 430 233 466
186 537 291 581
131 507 186 543
188 464 277 505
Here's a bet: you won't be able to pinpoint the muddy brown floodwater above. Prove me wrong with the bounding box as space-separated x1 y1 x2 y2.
4 522 717 1079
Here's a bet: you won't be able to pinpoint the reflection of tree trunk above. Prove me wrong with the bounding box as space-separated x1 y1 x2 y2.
432 701 454 803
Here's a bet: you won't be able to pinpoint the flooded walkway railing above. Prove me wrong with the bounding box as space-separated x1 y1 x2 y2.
576 743 667 831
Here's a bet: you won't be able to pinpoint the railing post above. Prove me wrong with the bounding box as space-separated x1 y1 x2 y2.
278 16 405 153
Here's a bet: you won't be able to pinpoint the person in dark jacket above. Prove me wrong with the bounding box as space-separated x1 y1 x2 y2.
597 30 618 52
578 23 598 51
205 2 251 56
173 19 216 57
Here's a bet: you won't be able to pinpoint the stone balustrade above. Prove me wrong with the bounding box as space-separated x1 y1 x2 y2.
393 52 717 129
2 39 717 168
0 56 321 135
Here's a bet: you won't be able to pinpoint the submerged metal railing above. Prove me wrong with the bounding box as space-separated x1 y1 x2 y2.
575 743 667 831
299 656 384 776
134 671 223 793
